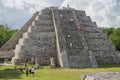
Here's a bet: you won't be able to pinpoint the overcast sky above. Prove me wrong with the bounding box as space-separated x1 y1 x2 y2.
0 0 120 29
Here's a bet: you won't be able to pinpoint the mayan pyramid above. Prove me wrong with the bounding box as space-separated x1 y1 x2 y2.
0 7 120 68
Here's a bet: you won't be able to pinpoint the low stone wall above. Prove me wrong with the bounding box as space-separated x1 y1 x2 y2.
81 72 120 80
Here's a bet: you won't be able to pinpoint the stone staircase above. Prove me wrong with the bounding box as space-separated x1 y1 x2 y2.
58 10 92 68
13 8 57 65
51 8 96 68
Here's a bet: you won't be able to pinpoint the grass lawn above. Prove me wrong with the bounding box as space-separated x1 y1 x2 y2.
0 64 120 80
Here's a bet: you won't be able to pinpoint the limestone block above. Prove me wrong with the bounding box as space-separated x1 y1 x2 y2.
31 26 54 32
30 57 35 64
89 45 109 51
87 39 109 45
86 33 106 39
38 14 52 20
84 27 102 33
22 32 29 38
18 39 25 45
77 10 86 16
13 58 22 65
89 51 98 68
27 27 32 32
21 46 57 54
28 32 55 38
41 9 51 15
83 22 97 27
34 20 53 26
23 38 56 46
50 58 55 68
14 51 25 59
81 72 120 80
82 16 91 22
66 42 83 50
35 14 40 21
68 55 92 68
14 44 21 53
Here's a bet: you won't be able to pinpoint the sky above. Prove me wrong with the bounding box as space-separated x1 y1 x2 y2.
0 0 120 29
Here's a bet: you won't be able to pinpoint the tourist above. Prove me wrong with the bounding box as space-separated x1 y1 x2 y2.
31 66 35 76
26 67 29 77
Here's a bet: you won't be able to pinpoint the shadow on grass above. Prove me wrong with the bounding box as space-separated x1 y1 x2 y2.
0 69 24 80
98 64 120 68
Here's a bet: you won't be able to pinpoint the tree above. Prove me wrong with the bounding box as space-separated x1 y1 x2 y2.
0 24 18 48
102 28 114 37
109 28 120 51
109 34 120 51
103 28 120 51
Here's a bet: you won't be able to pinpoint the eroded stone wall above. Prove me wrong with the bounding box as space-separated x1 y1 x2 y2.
13 8 58 65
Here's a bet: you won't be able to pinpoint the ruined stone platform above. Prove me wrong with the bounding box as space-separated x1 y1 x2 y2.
81 72 120 80
1 7 120 68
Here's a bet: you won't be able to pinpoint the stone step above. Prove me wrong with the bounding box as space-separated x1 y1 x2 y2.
76 10 86 16
27 26 32 32
86 39 111 45
84 27 102 33
21 49 57 55
14 51 24 59
85 33 107 39
65 31 84 36
66 43 83 50
81 16 92 22
88 44 116 51
33 20 53 26
31 25 54 32
14 44 57 57
68 55 91 68
81 22 97 27
38 14 52 20
22 43 56 49
14 44 22 54
41 8 52 15
91 50 117 57
89 45 111 51
67 50 89 56
87 39 113 51
22 32 29 38
20 45 56 53
23 38 56 46
75 16 92 23
28 32 55 38
18 39 24 45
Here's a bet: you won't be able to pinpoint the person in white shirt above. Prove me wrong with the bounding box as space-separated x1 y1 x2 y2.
31 66 35 76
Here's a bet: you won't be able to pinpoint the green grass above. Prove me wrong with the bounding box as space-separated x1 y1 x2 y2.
0 64 120 80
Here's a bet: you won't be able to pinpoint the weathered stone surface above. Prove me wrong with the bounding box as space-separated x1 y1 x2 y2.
50 58 55 68
89 51 98 68
13 8 57 65
1 7 120 68
81 72 120 80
